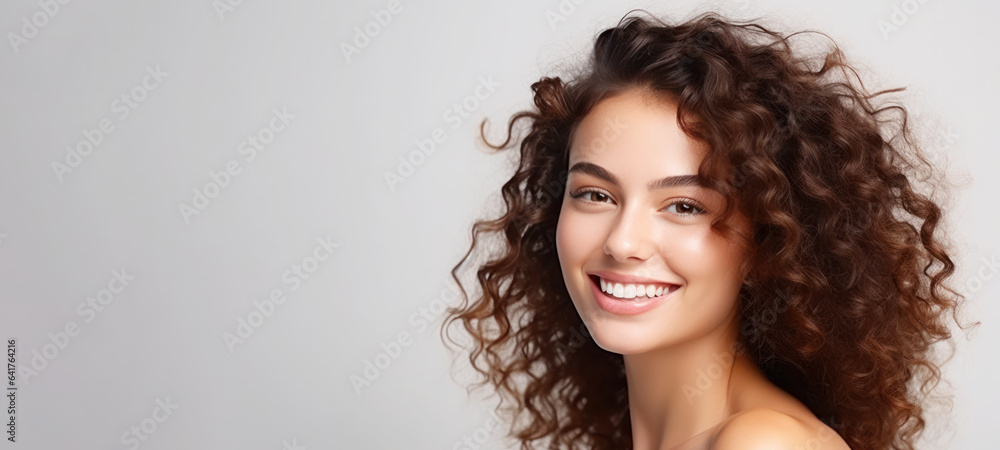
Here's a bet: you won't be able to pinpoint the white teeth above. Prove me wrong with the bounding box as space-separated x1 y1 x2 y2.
598 277 673 300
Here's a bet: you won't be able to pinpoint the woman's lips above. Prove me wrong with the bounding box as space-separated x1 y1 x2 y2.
588 275 679 315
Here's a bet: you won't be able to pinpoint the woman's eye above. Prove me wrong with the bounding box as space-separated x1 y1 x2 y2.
583 191 611 203
666 201 705 216
571 189 612 204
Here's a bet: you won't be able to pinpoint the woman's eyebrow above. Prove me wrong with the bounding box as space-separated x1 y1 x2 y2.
567 161 703 190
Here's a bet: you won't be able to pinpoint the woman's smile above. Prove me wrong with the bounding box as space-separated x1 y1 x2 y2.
588 273 681 316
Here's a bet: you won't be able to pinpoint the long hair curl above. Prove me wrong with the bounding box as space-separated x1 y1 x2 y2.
439 9 975 450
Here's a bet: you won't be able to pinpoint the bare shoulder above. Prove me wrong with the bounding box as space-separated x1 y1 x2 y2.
708 408 851 450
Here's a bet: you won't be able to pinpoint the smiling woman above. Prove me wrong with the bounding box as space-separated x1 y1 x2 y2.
439 9 973 450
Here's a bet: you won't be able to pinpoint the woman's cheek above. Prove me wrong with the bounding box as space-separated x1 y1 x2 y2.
555 209 584 269
558 208 602 258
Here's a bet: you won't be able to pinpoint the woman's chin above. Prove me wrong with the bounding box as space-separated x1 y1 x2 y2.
587 325 666 356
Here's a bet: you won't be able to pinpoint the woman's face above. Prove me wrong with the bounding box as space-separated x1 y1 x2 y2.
555 88 750 355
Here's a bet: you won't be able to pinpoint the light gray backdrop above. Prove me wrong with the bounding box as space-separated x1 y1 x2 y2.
1 0 996 449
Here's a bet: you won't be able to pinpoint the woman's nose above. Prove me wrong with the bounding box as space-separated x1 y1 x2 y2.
602 207 654 262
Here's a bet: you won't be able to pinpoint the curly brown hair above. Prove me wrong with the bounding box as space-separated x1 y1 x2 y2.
439 9 975 450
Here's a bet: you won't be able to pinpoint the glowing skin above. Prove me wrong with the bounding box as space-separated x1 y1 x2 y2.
554 89 850 450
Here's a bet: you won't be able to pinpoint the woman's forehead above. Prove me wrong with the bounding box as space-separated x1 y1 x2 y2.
569 91 708 173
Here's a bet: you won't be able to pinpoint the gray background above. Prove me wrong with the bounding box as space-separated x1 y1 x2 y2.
1 0 996 448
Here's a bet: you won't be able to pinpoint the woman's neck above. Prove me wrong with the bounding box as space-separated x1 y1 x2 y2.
624 313 751 450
